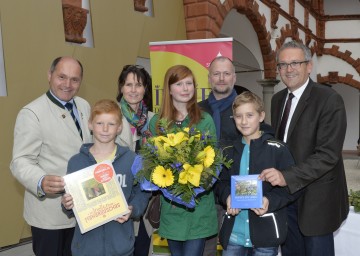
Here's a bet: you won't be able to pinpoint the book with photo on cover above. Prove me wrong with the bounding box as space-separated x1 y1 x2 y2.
231 175 263 209
63 160 129 233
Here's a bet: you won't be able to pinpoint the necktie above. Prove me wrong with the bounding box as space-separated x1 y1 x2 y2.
65 102 83 140
278 93 294 141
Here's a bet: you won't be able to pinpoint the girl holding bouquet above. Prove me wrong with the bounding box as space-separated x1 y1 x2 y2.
149 65 218 256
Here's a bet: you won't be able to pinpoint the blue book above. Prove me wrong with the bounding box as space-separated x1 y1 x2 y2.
231 175 263 209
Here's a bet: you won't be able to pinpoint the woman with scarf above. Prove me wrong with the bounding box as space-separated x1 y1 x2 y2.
116 64 153 256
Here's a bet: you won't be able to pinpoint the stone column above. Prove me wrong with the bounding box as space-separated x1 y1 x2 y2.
359 89 360 145
257 79 280 124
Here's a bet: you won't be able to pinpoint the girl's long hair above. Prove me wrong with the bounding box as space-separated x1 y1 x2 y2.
157 65 201 131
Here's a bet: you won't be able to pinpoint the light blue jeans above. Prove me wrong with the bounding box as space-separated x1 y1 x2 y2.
223 242 278 256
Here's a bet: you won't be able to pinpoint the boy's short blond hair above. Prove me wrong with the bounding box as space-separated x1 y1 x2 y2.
89 99 122 124
232 91 264 114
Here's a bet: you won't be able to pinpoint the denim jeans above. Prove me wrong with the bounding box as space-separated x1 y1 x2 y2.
223 242 278 256
167 238 206 256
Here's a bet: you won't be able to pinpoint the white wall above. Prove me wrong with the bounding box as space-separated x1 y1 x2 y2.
332 84 359 150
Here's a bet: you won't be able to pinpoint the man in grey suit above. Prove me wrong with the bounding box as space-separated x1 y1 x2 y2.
10 56 92 256
260 41 348 256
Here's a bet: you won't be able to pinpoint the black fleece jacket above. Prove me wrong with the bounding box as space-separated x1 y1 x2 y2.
215 130 296 249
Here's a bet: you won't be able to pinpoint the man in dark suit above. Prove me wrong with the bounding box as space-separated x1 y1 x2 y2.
259 40 348 256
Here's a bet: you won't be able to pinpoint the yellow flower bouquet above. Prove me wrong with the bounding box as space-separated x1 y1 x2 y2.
133 119 232 208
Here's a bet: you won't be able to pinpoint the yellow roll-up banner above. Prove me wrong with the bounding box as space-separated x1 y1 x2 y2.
149 38 233 113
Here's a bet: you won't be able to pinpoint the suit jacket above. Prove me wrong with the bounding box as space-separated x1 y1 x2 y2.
10 92 92 229
271 79 349 236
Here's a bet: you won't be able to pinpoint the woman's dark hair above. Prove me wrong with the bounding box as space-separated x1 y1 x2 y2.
116 65 152 111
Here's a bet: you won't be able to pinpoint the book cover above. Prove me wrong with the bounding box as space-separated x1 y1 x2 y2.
63 160 130 234
231 175 263 209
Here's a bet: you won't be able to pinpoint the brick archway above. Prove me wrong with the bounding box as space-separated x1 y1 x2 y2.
183 0 360 89
318 73 360 89
183 0 276 78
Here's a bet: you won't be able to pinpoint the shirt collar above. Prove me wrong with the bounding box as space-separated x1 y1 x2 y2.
49 90 74 107
287 77 309 99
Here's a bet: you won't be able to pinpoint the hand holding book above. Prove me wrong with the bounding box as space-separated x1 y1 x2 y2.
114 205 133 224
230 175 263 209
225 195 240 216
251 197 269 216
226 194 269 216
63 160 130 233
61 193 74 210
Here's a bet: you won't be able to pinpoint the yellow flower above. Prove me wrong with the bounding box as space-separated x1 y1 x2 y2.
196 146 215 168
152 136 167 155
179 163 203 187
162 132 187 149
152 166 174 188
203 146 215 167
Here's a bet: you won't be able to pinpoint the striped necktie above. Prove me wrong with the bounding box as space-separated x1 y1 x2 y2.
65 102 83 140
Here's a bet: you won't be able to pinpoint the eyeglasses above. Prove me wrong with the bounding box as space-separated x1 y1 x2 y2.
277 61 309 70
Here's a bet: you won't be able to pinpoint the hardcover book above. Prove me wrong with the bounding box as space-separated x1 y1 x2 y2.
63 160 129 233
231 175 263 209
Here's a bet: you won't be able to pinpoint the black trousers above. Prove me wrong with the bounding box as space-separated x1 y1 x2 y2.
281 202 335 256
31 226 74 256
134 218 151 256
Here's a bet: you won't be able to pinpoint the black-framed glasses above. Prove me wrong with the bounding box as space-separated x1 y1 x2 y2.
277 61 309 70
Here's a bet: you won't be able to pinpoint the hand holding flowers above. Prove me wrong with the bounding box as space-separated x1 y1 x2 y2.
133 119 232 208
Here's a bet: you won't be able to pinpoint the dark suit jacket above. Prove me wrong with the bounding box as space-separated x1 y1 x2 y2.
271 79 349 236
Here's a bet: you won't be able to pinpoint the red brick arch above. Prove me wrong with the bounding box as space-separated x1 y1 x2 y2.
323 46 360 75
317 73 360 89
183 0 360 88
183 0 277 78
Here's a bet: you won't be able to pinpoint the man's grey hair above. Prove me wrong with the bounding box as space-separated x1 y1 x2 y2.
276 40 312 62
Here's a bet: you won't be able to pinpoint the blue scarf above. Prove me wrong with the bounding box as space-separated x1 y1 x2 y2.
207 89 237 138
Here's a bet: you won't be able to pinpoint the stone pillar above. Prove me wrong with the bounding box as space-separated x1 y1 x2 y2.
359 89 360 145
257 79 280 124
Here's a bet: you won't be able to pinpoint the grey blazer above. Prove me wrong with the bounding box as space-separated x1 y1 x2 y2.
10 92 92 229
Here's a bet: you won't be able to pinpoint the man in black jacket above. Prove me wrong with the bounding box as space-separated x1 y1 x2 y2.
199 56 243 256
199 56 244 147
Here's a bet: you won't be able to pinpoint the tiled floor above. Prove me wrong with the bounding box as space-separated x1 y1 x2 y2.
1 157 359 256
